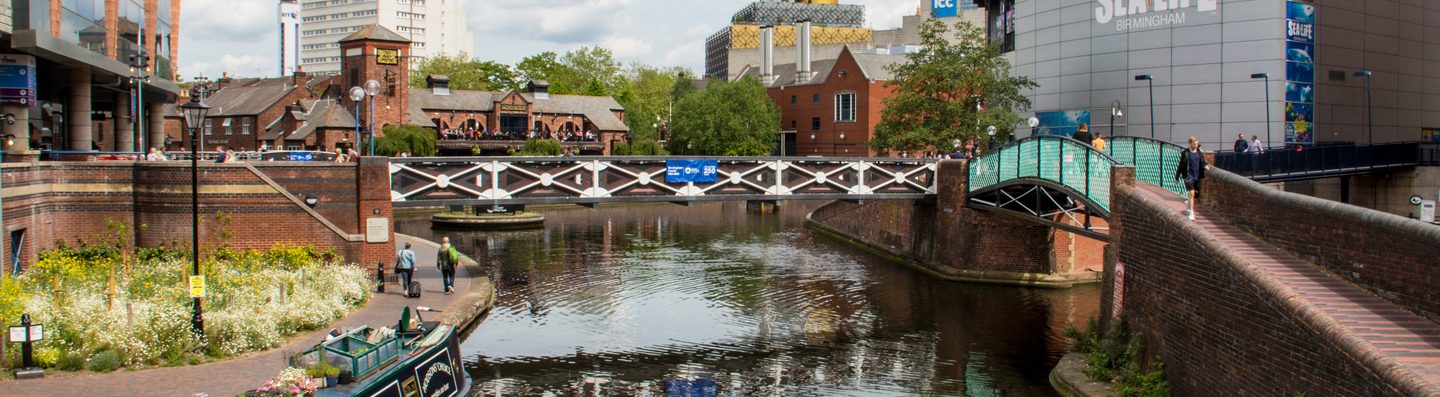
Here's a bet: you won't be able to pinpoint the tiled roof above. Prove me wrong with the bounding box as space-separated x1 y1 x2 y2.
264 99 356 141
204 84 296 117
410 89 629 132
339 24 410 43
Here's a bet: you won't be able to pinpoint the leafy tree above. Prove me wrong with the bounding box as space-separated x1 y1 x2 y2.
410 53 520 92
516 51 567 91
667 77 779 156
611 140 668 156
617 65 688 142
377 125 436 156
516 47 625 96
871 19 1037 155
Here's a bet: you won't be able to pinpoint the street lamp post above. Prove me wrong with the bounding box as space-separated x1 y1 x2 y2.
987 125 997 152
1354 71 1373 144
1134 74 1155 140
178 94 211 338
128 51 150 153
1109 100 1124 139
1250 73 1272 147
364 80 381 156
349 86 365 154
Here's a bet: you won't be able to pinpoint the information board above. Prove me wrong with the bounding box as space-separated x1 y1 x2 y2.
189 276 206 298
0 54 36 106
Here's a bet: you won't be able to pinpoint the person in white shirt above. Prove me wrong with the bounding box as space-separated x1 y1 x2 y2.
1247 135 1264 154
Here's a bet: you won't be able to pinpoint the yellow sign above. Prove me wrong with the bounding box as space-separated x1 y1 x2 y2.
499 104 528 113
376 48 399 65
189 276 206 298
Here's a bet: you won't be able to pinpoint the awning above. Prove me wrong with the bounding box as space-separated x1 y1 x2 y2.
9 30 182 97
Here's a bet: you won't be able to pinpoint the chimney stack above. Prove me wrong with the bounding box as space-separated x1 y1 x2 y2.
797 20 814 83
760 25 775 86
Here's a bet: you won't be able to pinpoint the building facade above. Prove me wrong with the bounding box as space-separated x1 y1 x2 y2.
280 0 302 76
2 0 183 158
415 78 631 155
994 0 1438 148
761 46 903 157
297 0 473 74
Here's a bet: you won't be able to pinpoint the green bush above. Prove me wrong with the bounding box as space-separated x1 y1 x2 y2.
377 125 437 157
516 139 563 156
1063 316 1169 397
89 350 122 373
612 139 668 156
33 347 60 368
56 351 85 371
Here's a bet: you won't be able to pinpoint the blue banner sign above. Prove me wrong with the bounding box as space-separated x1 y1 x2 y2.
288 152 315 161
1285 0 1316 145
0 54 36 106
665 160 718 183
931 0 976 18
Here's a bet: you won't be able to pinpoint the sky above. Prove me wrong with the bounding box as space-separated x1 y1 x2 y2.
178 0 924 79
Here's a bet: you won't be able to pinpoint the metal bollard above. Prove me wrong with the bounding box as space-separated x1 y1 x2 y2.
376 262 385 293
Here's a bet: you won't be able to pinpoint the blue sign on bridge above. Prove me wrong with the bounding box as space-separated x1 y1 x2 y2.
665 160 718 183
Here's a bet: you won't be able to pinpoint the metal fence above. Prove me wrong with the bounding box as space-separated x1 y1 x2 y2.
1105 137 1189 197
969 135 1117 212
1212 142 1421 182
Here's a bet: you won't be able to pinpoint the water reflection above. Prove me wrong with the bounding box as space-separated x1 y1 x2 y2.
396 201 1099 397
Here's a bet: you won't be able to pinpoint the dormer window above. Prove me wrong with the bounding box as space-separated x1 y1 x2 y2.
426 74 450 96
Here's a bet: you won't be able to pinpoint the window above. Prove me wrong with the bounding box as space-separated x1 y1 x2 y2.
812 94 820 104
287 145 301 151
204 120 213 135
223 118 233 135
791 120 797 129
834 92 856 122
790 95 797 105
811 117 821 131
242 118 252 135
352 10 376 17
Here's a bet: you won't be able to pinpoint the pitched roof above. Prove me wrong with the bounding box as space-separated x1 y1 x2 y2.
204 84 296 117
339 24 410 44
264 99 357 141
407 100 437 128
409 88 629 131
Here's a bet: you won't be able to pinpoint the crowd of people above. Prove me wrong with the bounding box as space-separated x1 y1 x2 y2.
439 128 598 143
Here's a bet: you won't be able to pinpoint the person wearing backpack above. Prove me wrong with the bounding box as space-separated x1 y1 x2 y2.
437 236 459 294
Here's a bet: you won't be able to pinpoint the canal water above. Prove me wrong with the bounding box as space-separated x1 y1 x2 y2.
396 201 1099 397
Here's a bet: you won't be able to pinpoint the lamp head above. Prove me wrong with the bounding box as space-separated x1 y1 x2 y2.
364 79 381 96
3 134 14 146
1250 73 1269 79
178 95 211 130
2 113 14 125
1134 74 1152 81
987 125 997 136
303 194 319 207
1027 117 1040 128
349 86 366 102
1353 71 1372 77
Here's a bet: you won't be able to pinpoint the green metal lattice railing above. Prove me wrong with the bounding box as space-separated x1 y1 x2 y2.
1104 137 1188 197
969 136 1118 212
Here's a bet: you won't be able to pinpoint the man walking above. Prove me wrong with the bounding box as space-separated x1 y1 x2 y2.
1233 133 1249 153
1176 136 1210 221
437 236 459 294
395 241 416 290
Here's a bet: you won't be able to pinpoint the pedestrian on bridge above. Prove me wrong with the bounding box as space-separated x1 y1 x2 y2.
1247 135 1264 154
1176 136 1211 221
1073 123 1092 144
1234 133 1249 153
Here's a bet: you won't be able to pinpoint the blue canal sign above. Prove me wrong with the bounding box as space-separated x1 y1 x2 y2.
665 160 718 183
0 54 36 106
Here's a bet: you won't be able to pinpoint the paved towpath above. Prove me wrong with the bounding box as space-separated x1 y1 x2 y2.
0 235 469 397
1135 183 1440 391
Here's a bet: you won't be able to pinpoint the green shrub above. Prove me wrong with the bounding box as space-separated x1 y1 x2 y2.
377 125 437 157
1062 316 1169 397
56 351 86 371
516 139 563 156
32 347 60 368
89 350 122 373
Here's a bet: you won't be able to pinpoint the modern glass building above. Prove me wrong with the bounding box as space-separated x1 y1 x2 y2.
2 0 183 156
978 0 1437 148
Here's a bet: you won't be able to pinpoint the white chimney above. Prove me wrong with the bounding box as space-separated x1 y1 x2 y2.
760 25 775 86
797 20 813 83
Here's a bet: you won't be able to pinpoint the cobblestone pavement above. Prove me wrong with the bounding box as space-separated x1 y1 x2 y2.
0 235 469 397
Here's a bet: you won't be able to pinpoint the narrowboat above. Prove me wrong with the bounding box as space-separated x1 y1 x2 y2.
293 306 471 397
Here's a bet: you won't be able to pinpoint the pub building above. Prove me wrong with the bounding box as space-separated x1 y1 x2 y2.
412 77 630 156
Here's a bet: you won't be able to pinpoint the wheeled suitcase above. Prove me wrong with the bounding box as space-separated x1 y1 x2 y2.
406 281 422 298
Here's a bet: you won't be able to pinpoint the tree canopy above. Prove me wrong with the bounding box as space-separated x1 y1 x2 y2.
871 19 1037 155
409 53 520 92
667 77 780 156
377 125 436 156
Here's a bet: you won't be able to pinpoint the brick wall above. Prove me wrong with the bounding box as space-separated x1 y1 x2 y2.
1202 169 1440 323
807 159 1103 286
1 159 393 271
1112 181 1409 396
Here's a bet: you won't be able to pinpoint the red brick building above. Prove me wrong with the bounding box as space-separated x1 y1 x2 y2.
414 78 630 155
752 46 904 157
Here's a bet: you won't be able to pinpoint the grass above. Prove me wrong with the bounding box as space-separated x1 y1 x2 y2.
1062 316 1171 397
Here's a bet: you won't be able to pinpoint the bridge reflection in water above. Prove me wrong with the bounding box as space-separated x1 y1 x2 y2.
397 201 1099 396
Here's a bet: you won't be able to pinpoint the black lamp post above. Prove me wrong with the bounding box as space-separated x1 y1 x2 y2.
1250 73 1271 147
987 125 996 152
1110 100 1124 139
178 94 210 338
1134 74 1155 140
1353 70 1373 144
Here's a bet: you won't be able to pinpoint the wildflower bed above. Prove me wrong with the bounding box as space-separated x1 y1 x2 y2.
0 243 372 371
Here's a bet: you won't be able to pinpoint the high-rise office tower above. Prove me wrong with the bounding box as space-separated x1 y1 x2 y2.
297 0 474 74
279 0 302 76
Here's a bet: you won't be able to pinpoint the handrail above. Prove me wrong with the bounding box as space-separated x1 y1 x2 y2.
968 135 1119 212
1105 136 1189 197
1211 142 1423 182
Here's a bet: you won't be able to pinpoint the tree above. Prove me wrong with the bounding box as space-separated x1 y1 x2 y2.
516 47 625 96
667 77 780 156
514 139 563 156
410 53 520 92
611 140 669 156
617 65 688 142
871 19 1038 155
377 125 436 156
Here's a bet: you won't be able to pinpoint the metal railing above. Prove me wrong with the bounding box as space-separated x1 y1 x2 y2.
40 150 340 162
1212 142 1422 182
969 135 1119 212
1105 137 1189 197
